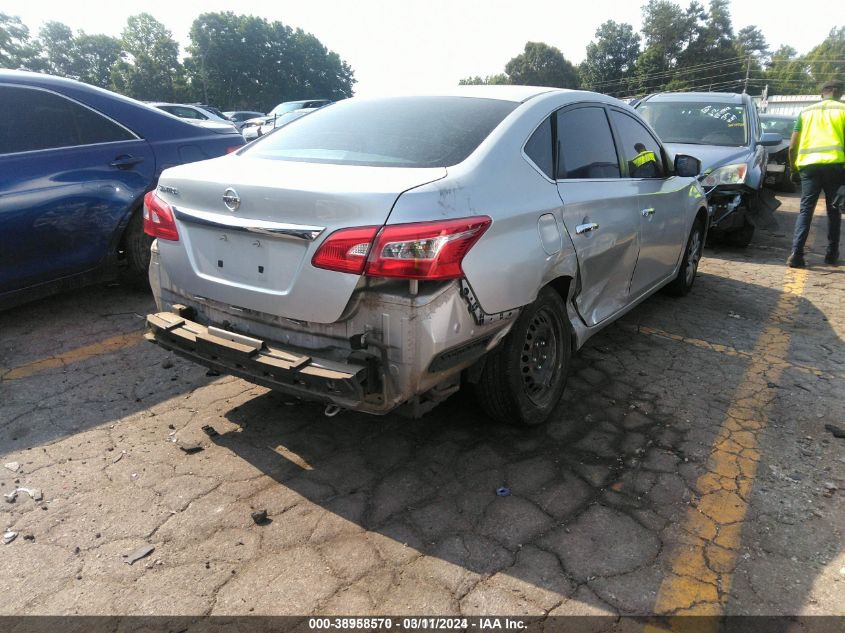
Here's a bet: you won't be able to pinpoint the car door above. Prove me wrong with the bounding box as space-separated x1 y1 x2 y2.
608 108 688 297
554 104 641 326
0 84 155 294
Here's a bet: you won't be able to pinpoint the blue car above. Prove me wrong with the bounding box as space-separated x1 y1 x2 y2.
0 70 245 308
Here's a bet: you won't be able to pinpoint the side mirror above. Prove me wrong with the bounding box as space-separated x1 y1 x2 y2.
760 132 782 147
674 154 701 178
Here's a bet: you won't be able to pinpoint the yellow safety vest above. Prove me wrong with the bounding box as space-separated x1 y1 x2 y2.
795 99 845 168
632 150 657 168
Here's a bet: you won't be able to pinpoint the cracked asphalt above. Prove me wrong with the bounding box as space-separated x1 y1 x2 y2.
1 192 844 618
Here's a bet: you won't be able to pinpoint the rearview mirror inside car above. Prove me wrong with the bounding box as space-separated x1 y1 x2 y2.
674 154 701 178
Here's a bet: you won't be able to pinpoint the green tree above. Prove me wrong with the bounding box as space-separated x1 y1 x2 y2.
73 33 122 89
458 73 510 85
736 25 768 61
505 42 579 88
579 20 641 96
0 12 39 69
184 12 354 110
633 0 699 93
111 13 185 101
36 21 75 76
675 0 744 92
804 27 845 91
765 45 811 95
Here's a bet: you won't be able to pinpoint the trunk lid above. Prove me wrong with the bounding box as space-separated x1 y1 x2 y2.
155 155 446 323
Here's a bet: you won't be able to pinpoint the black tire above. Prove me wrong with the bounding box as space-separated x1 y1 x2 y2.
474 287 571 426
664 218 705 296
121 209 153 284
723 220 755 247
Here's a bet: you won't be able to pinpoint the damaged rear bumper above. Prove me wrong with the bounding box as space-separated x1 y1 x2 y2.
146 311 376 407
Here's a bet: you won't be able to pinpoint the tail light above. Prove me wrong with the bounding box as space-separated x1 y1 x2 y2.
143 190 179 241
225 145 241 154
311 226 379 274
312 217 491 280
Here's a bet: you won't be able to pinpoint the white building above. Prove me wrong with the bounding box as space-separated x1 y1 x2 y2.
756 94 845 115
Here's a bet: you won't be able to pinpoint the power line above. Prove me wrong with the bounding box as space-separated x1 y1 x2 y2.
585 56 844 91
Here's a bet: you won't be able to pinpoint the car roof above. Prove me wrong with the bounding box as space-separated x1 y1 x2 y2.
360 85 561 103
643 91 747 104
148 102 199 108
0 70 227 141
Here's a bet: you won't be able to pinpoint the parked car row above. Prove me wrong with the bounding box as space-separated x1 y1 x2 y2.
241 99 332 141
2 70 793 428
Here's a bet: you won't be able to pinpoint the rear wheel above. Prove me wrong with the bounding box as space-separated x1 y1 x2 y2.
664 218 704 296
474 287 571 426
121 209 153 285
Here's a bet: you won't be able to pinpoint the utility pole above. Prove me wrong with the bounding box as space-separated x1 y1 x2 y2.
742 55 751 94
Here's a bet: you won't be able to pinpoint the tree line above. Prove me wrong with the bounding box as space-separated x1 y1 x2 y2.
460 0 844 98
0 11 355 110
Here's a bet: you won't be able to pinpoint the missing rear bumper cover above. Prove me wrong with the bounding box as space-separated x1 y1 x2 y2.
146 311 378 404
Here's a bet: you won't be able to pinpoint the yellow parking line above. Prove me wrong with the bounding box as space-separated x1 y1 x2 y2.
0 330 145 381
636 324 838 379
646 268 808 629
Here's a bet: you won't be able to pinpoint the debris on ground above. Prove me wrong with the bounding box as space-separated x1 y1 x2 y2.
496 487 511 497
4 487 43 503
4 462 20 472
728 311 742 319
123 544 155 565
201 425 219 437
178 444 204 455
206 369 220 377
251 510 270 525
161 359 174 369
112 451 126 464
3 531 17 544
22 534 34 541
824 424 845 438
823 482 839 497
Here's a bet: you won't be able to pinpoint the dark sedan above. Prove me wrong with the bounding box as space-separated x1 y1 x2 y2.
0 70 245 309
761 113 799 192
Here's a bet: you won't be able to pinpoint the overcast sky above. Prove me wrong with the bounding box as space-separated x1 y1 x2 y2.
3 0 838 97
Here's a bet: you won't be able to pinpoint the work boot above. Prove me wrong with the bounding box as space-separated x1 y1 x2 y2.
787 252 805 268
824 249 839 265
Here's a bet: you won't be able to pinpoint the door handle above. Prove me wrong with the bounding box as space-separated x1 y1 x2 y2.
575 222 599 235
641 208 656 217
110 155 144 169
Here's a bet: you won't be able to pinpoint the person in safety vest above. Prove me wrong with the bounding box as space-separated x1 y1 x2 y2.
630 143 659 178
787 79 845 267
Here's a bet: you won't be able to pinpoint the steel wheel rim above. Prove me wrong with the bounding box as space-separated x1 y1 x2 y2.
685 228 702 286
520 306 562 407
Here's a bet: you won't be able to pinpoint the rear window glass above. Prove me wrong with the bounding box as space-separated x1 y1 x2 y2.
637 101 748 146
245 96 518 167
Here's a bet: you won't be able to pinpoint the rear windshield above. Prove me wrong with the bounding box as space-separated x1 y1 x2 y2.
637 101 748 146
244 96 518 167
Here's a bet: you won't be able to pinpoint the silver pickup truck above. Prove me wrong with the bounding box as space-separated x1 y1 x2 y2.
145 86 707 426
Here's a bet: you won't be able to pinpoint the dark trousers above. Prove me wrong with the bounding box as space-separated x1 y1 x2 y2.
791 163 844 255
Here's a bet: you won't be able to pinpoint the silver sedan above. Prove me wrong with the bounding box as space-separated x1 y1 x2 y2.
144 86 708 425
